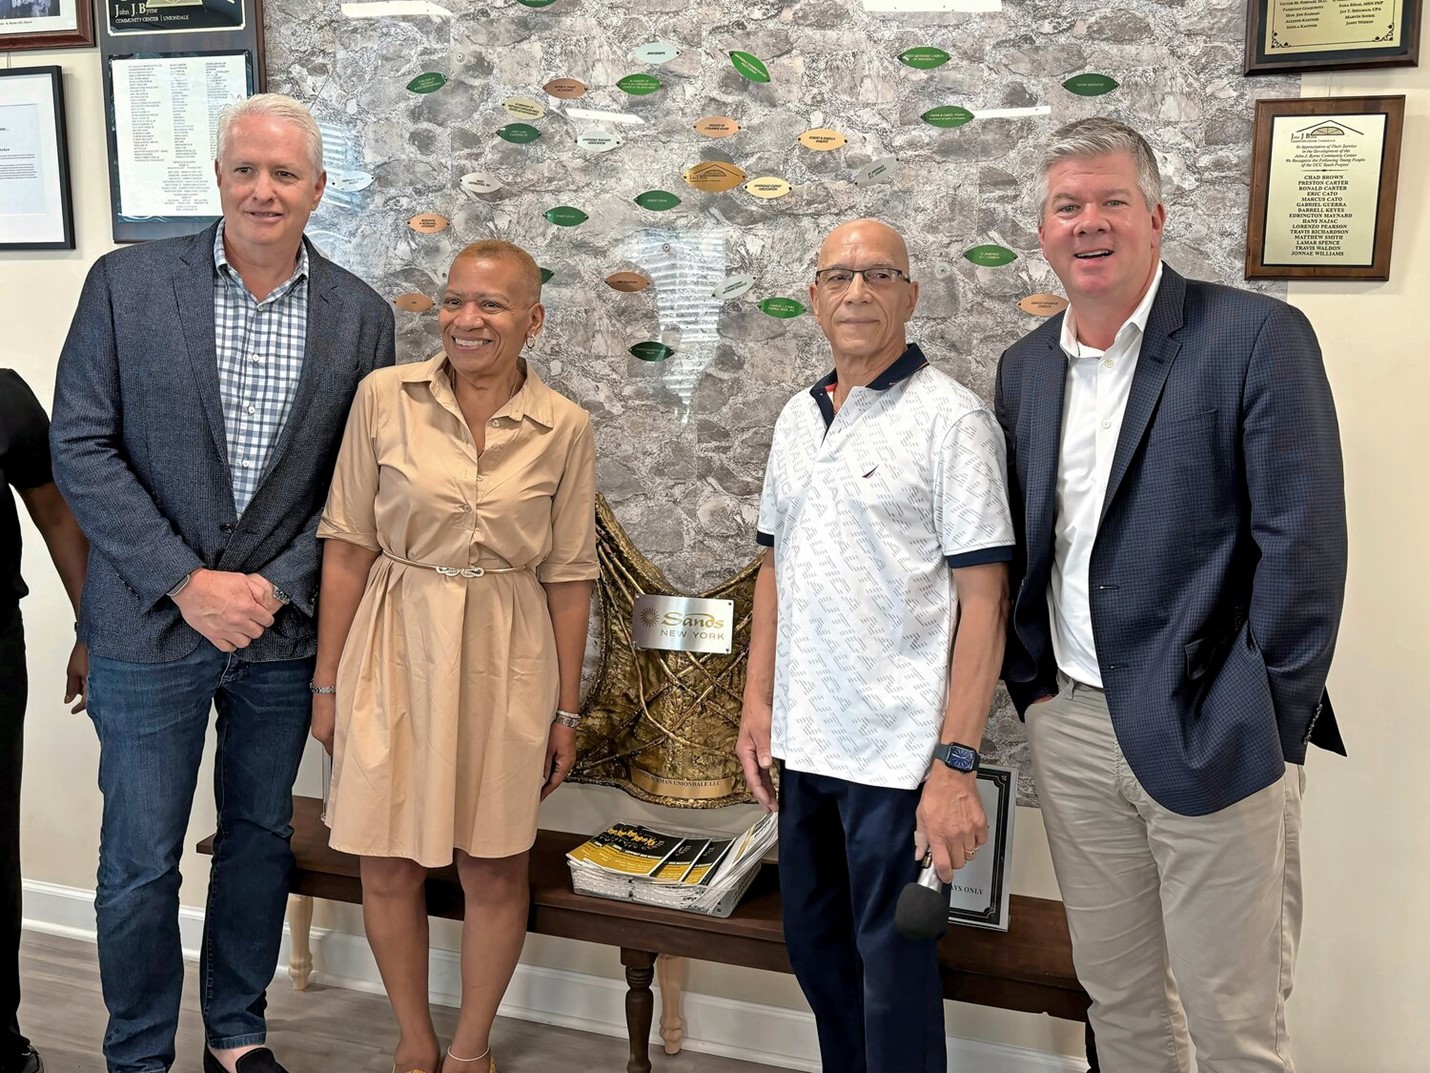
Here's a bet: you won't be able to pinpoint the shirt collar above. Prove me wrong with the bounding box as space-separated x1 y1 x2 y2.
1059 261 1164 359
808 343 929 427
402 353 556 429
213 220 310 300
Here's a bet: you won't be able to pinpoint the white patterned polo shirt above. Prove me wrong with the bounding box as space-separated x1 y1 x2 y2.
756 344 1015 790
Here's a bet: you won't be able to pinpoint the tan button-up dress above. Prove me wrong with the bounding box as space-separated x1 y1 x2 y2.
318 354 597 865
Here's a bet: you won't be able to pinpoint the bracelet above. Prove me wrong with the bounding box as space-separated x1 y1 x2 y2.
553 708 581 729
309 683 336 695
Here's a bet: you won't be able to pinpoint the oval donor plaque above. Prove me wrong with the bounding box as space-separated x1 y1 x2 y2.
729 51 771 83
759 297 806 318
798 128 846 151
497 122 542 144
899 46 951 69
502 96 546 120
683 161 745 192
1018 293 1069 317
577 129 622 153
746 176 791 199
516 0 558 7
693 115 740 138
634 189 681 211
630 341 674 362
964 244 1017 267
544 205 589 227
544 78 587 99
460 171 502 194
922 105 974 129
631 41 680 64
406 72 447 94
853 156 896 187
408 213 449 234
538 267 555 285
606 272 652 292
617 73 662 96
327 171 374 193
393 293 434 313
712 273 755 300
1063 73 1119 96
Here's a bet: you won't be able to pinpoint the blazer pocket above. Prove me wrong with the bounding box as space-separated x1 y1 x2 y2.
1149 406 1217 445
1184 625 1236 681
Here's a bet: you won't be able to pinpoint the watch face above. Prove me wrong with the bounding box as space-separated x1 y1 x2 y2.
939 744 976 771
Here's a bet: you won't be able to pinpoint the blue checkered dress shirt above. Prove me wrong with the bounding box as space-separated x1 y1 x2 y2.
212 221 310 515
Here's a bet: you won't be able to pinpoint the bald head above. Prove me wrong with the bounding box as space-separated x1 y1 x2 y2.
817 218 911 275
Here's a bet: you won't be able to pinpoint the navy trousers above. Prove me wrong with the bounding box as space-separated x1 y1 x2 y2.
778 766 946 1073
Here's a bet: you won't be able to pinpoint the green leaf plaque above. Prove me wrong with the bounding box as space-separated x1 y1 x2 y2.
497 123 542 144
1063 73 1119 96
616 73 662 96
899 46 950 69
630 341 674 362
729 51 771 83
634 189 681 211
543 206 589 227
406 72 447 94
539 267 555 285
758 297 806 318
964 244 1017 267
921 105 974 128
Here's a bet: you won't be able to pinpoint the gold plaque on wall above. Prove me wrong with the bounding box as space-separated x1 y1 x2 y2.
683 161 746 192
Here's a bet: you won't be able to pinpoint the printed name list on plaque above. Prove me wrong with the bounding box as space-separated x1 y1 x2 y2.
1246 95 1405 281
1245 0 1421 73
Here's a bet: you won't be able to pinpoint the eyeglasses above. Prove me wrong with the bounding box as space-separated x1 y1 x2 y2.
814 267 911 290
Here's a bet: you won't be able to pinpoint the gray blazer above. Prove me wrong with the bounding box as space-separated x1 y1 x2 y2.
51 223 396 663
997 265 1346 816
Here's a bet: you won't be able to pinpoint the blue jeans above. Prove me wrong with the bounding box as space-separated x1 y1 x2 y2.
87 646 313 1073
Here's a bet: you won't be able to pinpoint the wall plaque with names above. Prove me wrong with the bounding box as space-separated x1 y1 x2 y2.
1245 0 1421 73
1245 95 1404 280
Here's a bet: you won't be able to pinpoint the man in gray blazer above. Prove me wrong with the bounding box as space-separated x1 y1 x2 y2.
51 94 395 1073
997 118 1345 1072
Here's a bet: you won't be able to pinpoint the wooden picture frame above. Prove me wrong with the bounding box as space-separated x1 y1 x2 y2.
1245 0 1421 74
1245 95 1405 281
0 0 95 52
0 65 77 251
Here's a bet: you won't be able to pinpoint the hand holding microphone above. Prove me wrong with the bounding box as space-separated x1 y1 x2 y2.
895 852 950 940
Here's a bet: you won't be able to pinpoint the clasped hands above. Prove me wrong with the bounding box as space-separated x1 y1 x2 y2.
172 568 285 653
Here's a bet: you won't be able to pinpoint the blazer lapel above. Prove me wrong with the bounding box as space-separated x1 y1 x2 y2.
1100 267 1186 522
1023 326 1068 556
174 225 229 469
259 245 347 481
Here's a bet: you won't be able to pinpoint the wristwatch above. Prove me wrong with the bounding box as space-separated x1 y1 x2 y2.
272 584 292 606
933 741 981 774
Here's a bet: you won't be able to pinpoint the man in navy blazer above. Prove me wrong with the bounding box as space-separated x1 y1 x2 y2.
51 94 394 1073
997 118 1346 1073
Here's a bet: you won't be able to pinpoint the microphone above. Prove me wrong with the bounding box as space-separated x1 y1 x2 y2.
895 856 949 941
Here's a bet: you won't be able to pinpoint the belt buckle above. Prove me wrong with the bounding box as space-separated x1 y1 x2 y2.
435 565 484 578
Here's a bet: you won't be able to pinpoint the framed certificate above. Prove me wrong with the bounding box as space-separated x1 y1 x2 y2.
1245 96 1405 281
946 764 1017 931
1245 0 1421 74
0 0 94 52
0 66 76 250
104 50 255 242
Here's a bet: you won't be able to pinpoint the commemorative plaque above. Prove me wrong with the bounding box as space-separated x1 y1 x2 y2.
632 596 735 655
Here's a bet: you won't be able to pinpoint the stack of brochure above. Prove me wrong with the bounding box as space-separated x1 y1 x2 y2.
566 811 778 918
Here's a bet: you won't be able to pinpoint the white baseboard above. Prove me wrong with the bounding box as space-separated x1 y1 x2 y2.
23 879 1085 1073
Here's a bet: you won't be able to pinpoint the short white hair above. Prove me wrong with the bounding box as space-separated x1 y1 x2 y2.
1035 117 1162 215
215 93 324 175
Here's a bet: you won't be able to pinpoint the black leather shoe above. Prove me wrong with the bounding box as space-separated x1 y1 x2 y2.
203 1048 290 1073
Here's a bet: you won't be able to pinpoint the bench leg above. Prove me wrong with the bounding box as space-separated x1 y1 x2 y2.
655 954 688 1055
287 894 314 991
621 948 656 1073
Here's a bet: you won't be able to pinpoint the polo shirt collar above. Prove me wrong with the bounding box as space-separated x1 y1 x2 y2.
808 342 929 428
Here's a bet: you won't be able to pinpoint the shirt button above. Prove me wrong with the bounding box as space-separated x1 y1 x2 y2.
246 404 257 415
1102 359 1114 369
240 459 252 468
458 503 470 513
1101 419 1112 429
476 475 485 482
250 354 262 364
489 419 500 428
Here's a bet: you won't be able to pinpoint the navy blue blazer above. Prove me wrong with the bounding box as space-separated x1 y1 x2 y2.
51 223 396 663
996 265 1347 816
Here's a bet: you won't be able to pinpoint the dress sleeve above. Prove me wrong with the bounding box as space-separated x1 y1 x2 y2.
537 414 598 583
317 375 382 552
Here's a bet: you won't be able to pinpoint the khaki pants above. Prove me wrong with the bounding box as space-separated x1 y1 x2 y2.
1026 675 1304 1073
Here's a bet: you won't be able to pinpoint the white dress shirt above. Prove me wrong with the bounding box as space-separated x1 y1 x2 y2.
1049 264 1164 687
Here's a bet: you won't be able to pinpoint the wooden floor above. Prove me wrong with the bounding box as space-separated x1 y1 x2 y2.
18 931 782 1073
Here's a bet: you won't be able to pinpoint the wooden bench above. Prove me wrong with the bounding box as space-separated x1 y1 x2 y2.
199 796 1094 1073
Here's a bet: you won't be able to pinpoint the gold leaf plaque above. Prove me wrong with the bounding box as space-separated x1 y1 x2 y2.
1018 293 1070 316
408 213 449 234
683 160 746 192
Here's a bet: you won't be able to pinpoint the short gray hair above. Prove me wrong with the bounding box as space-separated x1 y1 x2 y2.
215 93 324 176
1035 117 1162 215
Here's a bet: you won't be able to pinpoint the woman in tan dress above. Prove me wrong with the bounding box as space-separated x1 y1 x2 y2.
310 240 596 1073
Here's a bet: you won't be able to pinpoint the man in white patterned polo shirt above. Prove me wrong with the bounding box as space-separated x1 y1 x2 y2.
737 219 1014 1073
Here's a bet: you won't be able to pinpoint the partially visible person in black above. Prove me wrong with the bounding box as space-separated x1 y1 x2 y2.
1 369 88 1073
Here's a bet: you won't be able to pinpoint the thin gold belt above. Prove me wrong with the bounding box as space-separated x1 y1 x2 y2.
382 549 530 579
